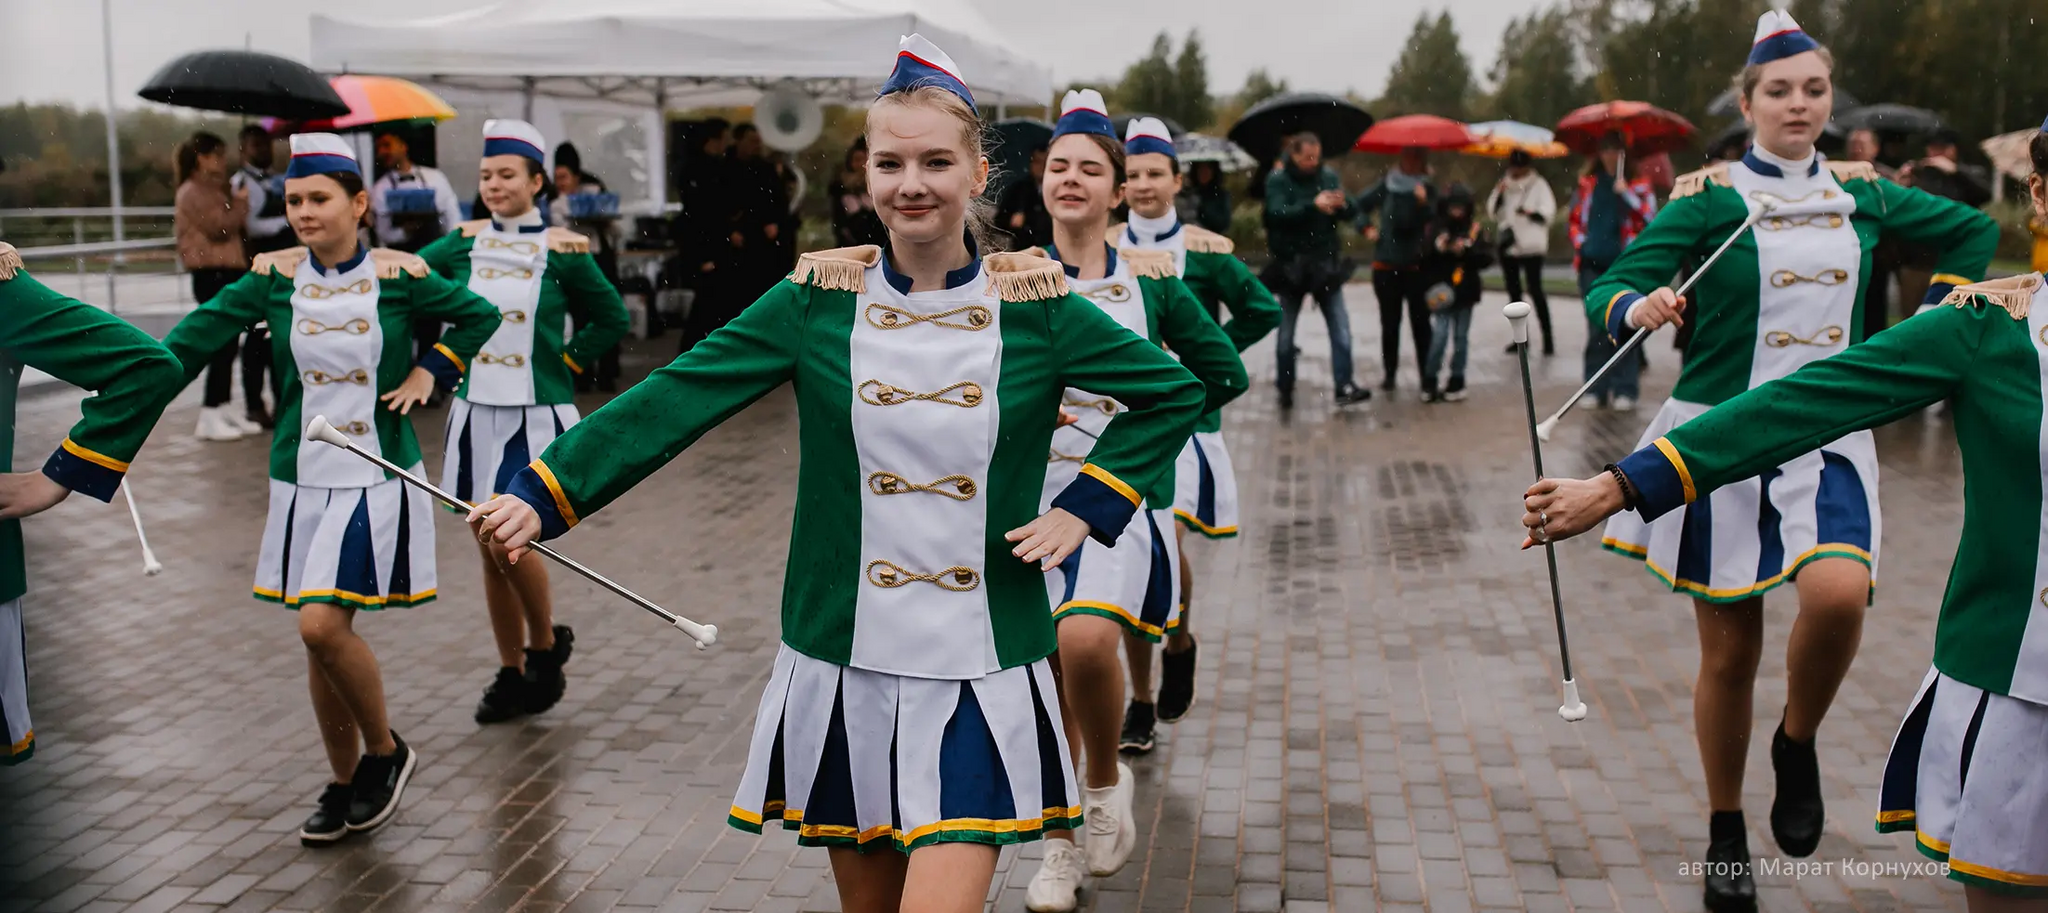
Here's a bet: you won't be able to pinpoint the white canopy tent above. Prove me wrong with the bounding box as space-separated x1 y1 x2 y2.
309 0 1054 211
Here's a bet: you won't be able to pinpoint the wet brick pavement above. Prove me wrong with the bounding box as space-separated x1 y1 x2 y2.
0 287 1969 912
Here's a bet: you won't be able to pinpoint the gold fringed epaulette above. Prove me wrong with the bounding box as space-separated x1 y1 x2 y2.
456 219 492 238
984 250 1069 302
251 247 309 278
1181 225 1235 255
371 248 430 280
1826 160 1880 184
546 227 590 254
1671 164 1732 200
790 245 880 292
1940 274 2039 320
0 243 20 281
1121 248 1178 280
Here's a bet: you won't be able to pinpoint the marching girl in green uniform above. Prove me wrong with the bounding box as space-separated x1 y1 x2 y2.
1110 116 1281 754
1522 119 2048 913
0 248 184 766
468 37 1205 913
1576 11 1998 910
1023 90 1249 912
160 133 502 844
417 119 629 725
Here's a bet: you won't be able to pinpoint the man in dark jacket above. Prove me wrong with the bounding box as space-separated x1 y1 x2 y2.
1355 146 1437 393
1262 133 1370 408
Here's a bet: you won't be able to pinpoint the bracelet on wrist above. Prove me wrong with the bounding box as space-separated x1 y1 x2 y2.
1603 463 1639 511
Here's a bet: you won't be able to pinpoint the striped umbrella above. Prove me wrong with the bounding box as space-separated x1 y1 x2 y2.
263 75 458 133
1461 120 1570 159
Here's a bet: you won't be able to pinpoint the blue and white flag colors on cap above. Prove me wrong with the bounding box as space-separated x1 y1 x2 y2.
1747 9 1821 66
1053 89 1116 141
1124 117 1176 159
286 132 360 180
482 119 547 165
879 33 975 114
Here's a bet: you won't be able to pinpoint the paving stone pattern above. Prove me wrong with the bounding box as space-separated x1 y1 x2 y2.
0 288 1968 912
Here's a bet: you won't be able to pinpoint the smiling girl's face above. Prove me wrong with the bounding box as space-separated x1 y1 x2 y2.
1042 134 1123 228
866 99 986 246
285 174 368 252
1741 50 1833 160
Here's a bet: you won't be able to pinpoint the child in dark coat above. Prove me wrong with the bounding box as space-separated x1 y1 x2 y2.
1420 183 1491 402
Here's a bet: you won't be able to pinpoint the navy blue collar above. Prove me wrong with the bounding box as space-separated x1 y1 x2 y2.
1742 149 1822 179
1124 221 1181 246
880 233 981 294
491 220 546 234
1044 242 1119 280
309 247 368 276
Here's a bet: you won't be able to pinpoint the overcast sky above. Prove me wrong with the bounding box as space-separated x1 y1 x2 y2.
0 0 1549 111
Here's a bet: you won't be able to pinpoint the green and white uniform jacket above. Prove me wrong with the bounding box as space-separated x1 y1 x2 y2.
1588 152 1998 405
1040 244 1250 505
162 247 502 487
1115 219 1281 433
503 247 1206 679
0 246 184 604
416 218 627 406
1619 275 2048 705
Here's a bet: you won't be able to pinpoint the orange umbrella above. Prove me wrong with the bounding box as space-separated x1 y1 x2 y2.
262 75 457 133
1554 101 1695 156
1353 115 1475 153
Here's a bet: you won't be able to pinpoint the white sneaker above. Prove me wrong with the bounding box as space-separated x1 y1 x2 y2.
1442 388 1468 402
225 407 263 434
1611 396 1637 412
1025 838 1086 912
194 407 246 441
1083 761 1136 876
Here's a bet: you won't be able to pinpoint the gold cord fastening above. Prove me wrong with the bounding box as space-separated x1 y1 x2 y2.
1750 189 1837 206
1764 326 1845 348
301 368 371 386
500 310 529 324
867 471 977 500
1084 283 1134 304
342 420 371 436
476 352 528 368
865 302 992 331
477 267 535 280
866 560 979 591
301 279 373 300
1048 449 1087 464
857 379 983 408
479 237 540 255
1064 396 1117 416
1771 269 1850 288
1761 213 1846 231
298 317 372 335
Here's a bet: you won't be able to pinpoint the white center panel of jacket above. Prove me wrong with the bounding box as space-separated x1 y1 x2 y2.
1731 156 1862 389
291 259 386 488
1042 256 1151 508
465 227 548 406
847 263 1004 678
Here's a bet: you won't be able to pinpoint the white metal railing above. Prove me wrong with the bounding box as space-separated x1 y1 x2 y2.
9 234 185 313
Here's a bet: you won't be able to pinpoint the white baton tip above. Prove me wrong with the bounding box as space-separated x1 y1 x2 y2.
1535 417 1558 442
304 415 349 447
1559 679 1588 721
1503 301 1532 320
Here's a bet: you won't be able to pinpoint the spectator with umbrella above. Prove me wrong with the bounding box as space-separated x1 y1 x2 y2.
1353 116 1476 394
1567 132 1658 411
1262 132 1370 408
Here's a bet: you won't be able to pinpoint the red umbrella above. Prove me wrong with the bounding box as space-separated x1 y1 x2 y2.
1554 101 1696 156
1353 114 1475 153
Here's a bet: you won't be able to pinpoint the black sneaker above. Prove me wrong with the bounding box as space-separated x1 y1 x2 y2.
299 783 353 846
1119 701 1157 754
1770 723 1824 857
548 624 575 664
474 667 533 724
1378 375 1397 392
1703 827 1757 913
1277 387 1294 410
524 625 574 713
1335 386 1372 406
1421 388 1442 404
1156 641 1198 723
345 732 418 833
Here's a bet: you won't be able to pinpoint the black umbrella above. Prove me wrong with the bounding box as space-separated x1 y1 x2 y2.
1227 92 1374 168
1706 86 1859 119
986 118 1053 201
1110 112 1187 141
138 50 349 120
1834 103 1943 136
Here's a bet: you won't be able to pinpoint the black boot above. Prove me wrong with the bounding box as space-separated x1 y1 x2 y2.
474 667 532 724
523 625 575 714
1703 812 1757 913
1770 722 1824 857
1277 386 1294 410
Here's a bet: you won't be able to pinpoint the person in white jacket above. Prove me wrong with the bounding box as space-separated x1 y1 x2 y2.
1488 150 1558 354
